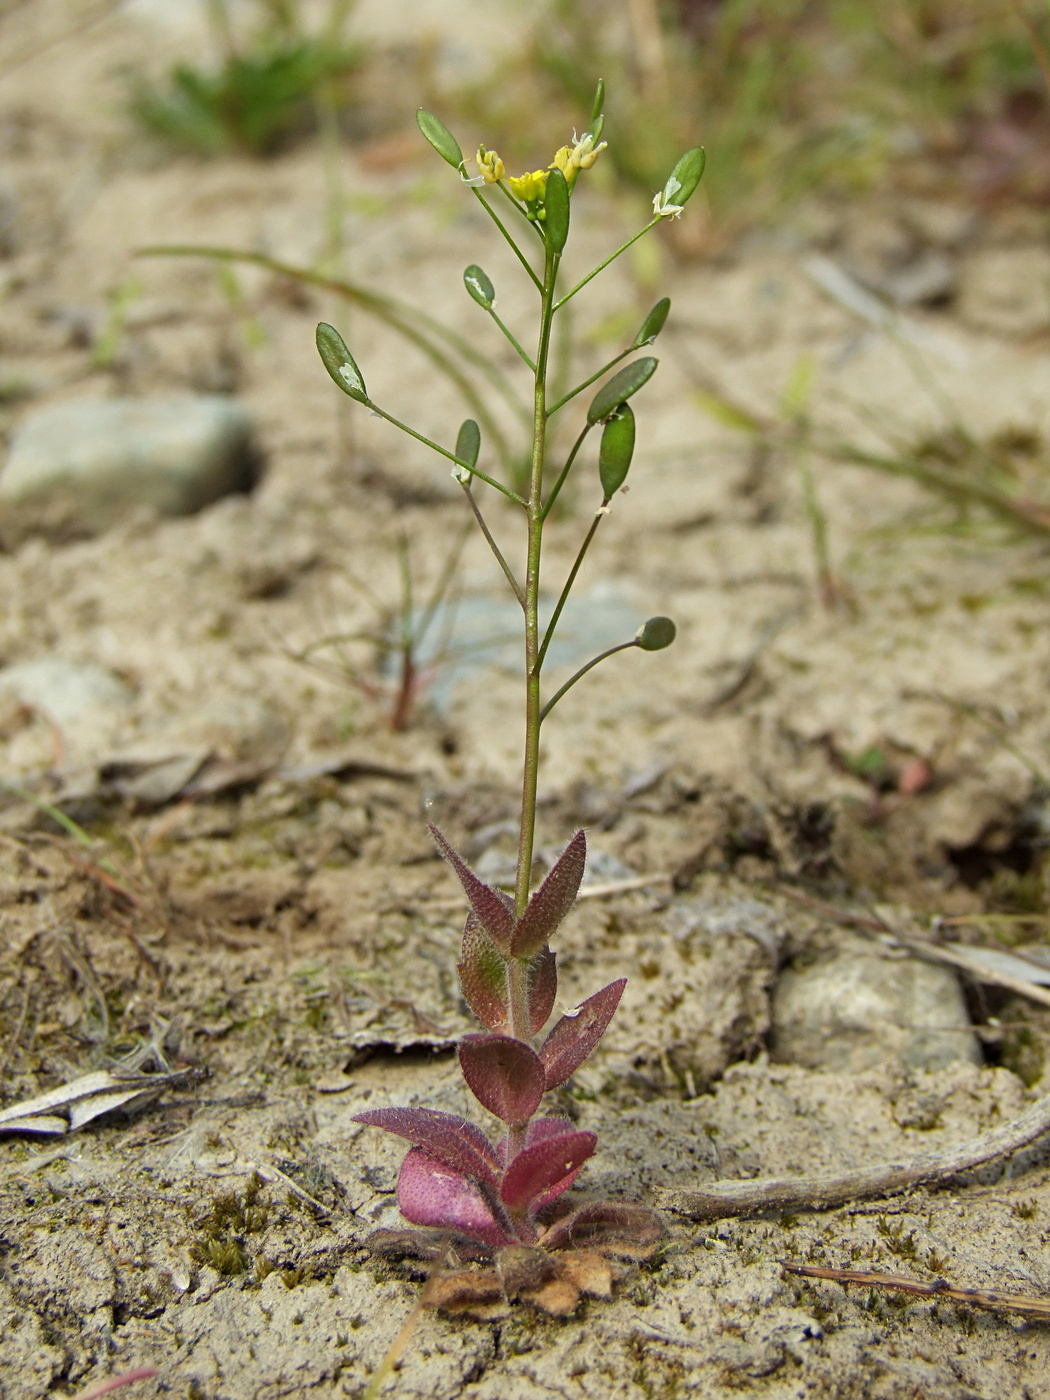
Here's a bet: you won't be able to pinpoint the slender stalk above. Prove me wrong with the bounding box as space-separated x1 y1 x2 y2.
470 190 544 292
487 308 536 370
367 404 525 504
546 344 634 418
553 219 661 311
541 423 594 520
540 641 636 723
536 508 606 669
461 484 525 607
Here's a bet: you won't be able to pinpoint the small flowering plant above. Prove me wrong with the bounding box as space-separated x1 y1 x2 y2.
317 84 704 1316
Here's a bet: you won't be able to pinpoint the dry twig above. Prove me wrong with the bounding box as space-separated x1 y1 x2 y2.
657 1086 1050 1220
784 1262 1050 1323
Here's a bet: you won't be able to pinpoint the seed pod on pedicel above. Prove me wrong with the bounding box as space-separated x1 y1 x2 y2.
416 108 464 170
598 405 635 500
316 322 367 403
463 265 495 310
590 78 605 125
544 167 570 255
587 356 657 424
636 616 676 651
660 147 706 210
632 297 670 348
455 419 481 472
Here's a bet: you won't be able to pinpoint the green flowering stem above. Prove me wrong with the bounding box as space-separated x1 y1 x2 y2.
535 507 605 671
460 482 526 608
469 189 544 293
539 639 637 723
540 422 595 521
367 403 526 505
553 217 661 312
546 345 637 418
513 237 560 935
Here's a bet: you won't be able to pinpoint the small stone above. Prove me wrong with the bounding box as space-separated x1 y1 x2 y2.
0 657 132 764
0 396 259 543
771 951 981 1073
957 247 1050 336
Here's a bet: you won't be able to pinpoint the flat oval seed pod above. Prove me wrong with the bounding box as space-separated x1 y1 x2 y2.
591 78 605 124
599 405 635 500
636 616 676 651
416 108 464 169
316 322 367 403
463 265 495 309
455 419 481 472
632 297 670 348
544 167 570 255
661 146 706 209
587 357 657 424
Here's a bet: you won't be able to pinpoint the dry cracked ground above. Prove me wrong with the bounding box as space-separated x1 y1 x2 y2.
4 3 1050 1398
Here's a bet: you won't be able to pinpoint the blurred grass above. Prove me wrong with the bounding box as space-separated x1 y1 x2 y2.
455 0 1050 251
129 0 361 157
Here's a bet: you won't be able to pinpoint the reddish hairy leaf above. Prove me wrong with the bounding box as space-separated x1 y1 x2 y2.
539 1198 665 1252
398 1148 511 1248
458 1033 545 1125
540 978 626 1089
527 945 557 1033
500 1130 597 1211
510 831 586 959
458 913 509 1030
353 1106 500 1184
431 825 514 950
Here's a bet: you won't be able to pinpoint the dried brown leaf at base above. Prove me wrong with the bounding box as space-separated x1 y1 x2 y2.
366 1199 665 1319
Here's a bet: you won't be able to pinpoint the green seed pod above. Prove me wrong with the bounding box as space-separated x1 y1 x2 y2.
463 265 495 310
590 112 605 144
598 405 635 500
591 78 605 124
316 322 367 403
455 419 481 472
544 166 570 254
632 297 670 348
587 356 657 424
661 147 706 209
416 108 464 170
636 616 676 651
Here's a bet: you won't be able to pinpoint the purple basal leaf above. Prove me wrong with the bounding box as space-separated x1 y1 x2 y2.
539 978 626 1090
353 1105 499 1185
398 1147 512 1248
499 1130 597 1212
539 1199 665 1252
458 913 509 1031
527 945 557 1034
458 1033 545 1125
510 830 587 959
431 825 513 950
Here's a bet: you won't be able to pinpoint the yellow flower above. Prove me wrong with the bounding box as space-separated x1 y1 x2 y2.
507 169 548 203
550 146 574 178
475 145 505 184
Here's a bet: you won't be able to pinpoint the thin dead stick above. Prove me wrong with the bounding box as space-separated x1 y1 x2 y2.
362 1234 452 1400
778 885 1050 1011
656 1086 1050 1220
783 1262 1050 1323
68 1368 159 1400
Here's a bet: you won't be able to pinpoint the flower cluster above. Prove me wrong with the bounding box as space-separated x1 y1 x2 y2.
466 126 608 221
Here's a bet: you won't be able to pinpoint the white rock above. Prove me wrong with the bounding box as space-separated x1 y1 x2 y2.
771 951 981 1073
0 396 257 543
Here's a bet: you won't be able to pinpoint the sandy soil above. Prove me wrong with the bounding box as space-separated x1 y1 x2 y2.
4 5 1050 1398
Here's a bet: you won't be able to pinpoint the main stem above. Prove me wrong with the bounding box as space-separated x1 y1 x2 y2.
506 242 558 1127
